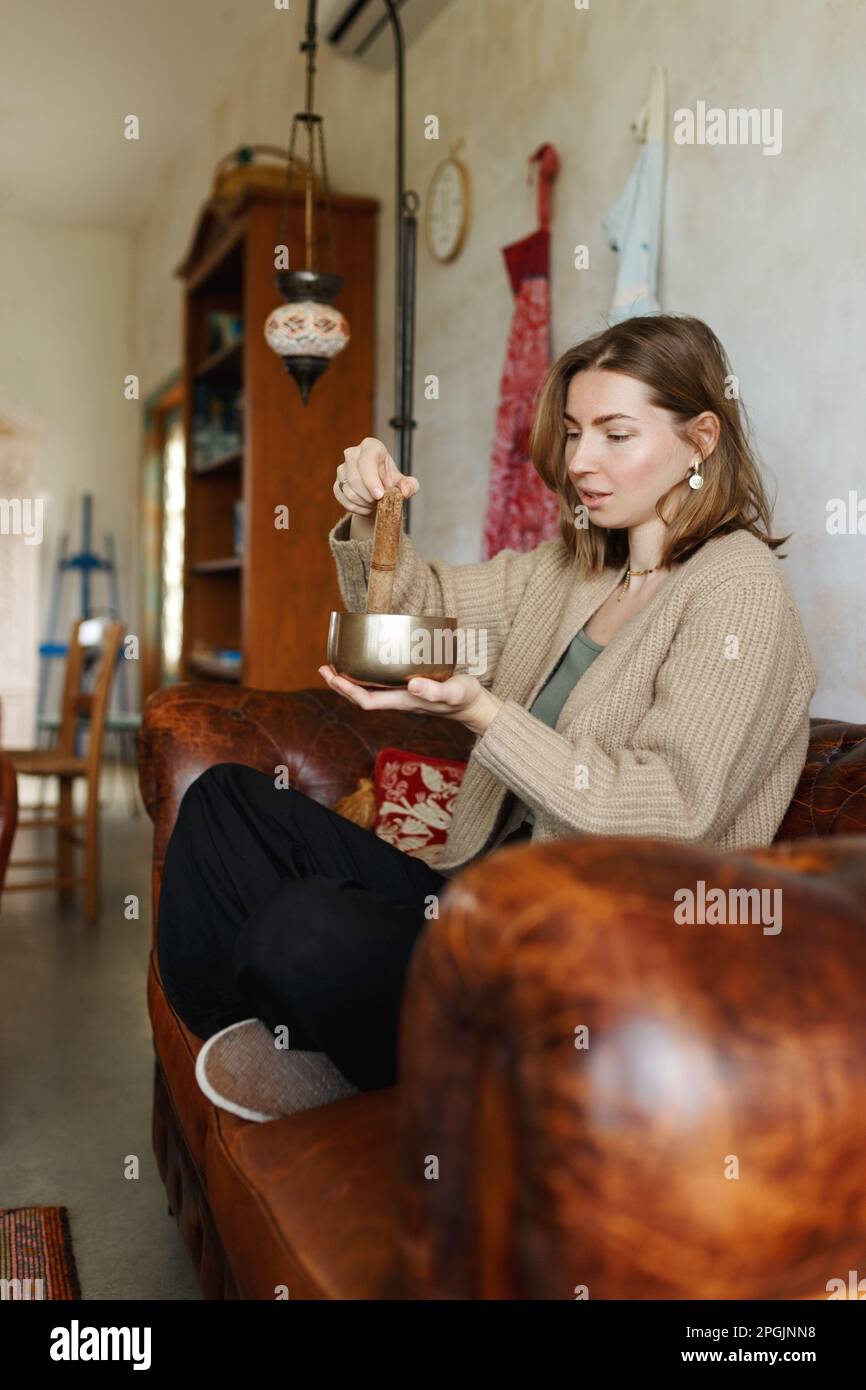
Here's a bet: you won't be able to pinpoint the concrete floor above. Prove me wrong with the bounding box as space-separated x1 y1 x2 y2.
0 767 200 1299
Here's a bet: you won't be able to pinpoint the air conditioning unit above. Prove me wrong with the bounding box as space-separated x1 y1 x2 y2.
319 0 456 70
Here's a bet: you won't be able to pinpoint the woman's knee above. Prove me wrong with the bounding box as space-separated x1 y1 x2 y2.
183 761 248 800
174 761 271 825
185 761 307 808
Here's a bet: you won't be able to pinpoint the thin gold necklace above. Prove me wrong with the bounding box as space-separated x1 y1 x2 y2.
617 563 661 604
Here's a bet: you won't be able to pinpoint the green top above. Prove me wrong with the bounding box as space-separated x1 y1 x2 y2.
521 626 605 829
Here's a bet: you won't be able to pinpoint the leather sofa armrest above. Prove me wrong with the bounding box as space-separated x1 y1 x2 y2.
396 831 866 1300
139 682 474 940
0 753 18 895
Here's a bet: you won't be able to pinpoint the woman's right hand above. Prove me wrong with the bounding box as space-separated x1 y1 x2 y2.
334 438 420 515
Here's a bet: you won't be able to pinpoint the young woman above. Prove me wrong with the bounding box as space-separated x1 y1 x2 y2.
157 313 816 1112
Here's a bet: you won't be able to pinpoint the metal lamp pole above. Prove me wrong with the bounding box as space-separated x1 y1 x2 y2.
382 0 419 536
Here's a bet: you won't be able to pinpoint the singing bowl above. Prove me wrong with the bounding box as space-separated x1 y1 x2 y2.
327 612 459 688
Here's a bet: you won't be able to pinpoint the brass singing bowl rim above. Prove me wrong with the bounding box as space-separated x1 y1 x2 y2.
327 611 459 688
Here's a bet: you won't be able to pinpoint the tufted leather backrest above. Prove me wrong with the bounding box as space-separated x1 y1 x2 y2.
139 683 474 943
775 717 866 841
139 688 866 945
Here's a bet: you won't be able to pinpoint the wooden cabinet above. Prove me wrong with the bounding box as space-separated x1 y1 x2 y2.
176 183 378 691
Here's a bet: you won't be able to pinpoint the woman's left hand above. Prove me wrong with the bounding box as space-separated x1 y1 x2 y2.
318 665 503 737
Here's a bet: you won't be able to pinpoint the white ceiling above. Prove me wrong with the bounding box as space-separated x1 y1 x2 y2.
0 0 283 231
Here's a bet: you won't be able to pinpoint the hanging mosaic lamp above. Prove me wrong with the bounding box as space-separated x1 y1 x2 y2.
264 0 350 405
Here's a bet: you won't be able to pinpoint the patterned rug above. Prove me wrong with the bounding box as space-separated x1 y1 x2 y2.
0 1206 81 1299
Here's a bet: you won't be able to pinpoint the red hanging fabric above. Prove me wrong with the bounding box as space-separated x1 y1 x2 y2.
482 143 561 559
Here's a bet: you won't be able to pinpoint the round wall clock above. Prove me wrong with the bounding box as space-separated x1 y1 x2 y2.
424 146 471 263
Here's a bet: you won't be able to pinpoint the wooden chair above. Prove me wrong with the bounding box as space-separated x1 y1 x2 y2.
5 618 124 922
0 752 18 900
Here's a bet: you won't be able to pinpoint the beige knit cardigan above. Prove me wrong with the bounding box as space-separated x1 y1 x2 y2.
328 512 816 877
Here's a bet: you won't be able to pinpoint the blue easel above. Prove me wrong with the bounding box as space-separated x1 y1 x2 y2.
37 495 132 757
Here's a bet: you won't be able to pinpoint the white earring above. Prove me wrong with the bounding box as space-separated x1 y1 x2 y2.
688 456 704 490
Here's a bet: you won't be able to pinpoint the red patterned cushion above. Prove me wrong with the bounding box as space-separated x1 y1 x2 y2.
371 746 468 866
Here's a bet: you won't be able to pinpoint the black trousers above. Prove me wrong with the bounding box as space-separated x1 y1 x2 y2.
156 762 531 1092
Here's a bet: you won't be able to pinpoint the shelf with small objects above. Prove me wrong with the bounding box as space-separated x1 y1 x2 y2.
175 181 380 692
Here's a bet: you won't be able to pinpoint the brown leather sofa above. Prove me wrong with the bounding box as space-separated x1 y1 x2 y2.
139 683 866 1299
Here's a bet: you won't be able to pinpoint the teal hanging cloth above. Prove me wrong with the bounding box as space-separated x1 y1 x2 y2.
602 65 667 324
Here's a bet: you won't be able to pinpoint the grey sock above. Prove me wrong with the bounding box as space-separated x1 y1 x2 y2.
197 1019 359 1121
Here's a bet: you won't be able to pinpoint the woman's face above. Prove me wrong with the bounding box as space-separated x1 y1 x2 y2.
563 369 696 529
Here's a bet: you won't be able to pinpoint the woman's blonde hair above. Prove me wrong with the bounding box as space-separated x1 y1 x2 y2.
530 313 790 575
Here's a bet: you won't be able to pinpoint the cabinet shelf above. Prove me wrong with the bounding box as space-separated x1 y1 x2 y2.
188 654 242 682
192 446 243 476
192 557 242 574
185 220 246 296
178 184 378 690
195 336 244 383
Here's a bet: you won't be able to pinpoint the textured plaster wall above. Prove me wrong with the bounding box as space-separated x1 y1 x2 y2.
130 0 866 719
0 215 134 722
